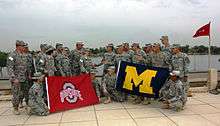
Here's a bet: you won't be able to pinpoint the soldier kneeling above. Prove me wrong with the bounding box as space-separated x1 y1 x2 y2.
160 71 187 112
26 73 49 116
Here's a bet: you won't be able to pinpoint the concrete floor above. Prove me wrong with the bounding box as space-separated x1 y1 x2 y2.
0 93 220 126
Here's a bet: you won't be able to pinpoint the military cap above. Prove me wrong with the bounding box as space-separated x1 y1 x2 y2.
116 44 123 48
46 45 55 53
56 43 63 49
32 72 43 80
107 66 115 70
76 41 84 45
24 43 29 48
144 43 151 47
16 40 26 46
123 42 129 45
171 44 181 48
152 43 160 46
107 43 114 47
63 47 70 51
170 70 180 76
90 69 98 74
160 36 169 40
40 44 48 49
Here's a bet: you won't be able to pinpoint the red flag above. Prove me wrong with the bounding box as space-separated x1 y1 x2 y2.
46 74 99 113
193 22 210 38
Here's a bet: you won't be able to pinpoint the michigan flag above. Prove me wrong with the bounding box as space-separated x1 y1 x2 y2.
116 61 170 98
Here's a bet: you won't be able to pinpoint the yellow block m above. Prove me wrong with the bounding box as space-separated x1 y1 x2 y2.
123 66 157 94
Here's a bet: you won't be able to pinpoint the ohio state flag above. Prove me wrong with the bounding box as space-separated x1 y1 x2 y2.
46 74 99 113
193 22 210 38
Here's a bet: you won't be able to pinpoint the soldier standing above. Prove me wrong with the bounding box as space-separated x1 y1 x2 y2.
79 48 95 73
58 47 72 76
160 71 187 111
160 36 172 64
45 45 56 76
171 45 191 97
96 43 115 74
70 41 85 76
7 40 30 115
114 44 131 68
54 43 63 76
36 44 48 74
143 44 153 66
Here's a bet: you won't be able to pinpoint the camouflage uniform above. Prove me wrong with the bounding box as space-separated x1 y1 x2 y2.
151 51 170 68
70 48 84 75
36 51 47 74
28 82 49 116
45 55 56 76
102 73 124 102
58 54 72 76
102 52 115 74
7 50 30 108
171 52 190 94
79 55 94 73
161 79 187 111
92 79 101 99
131 50 146 64
54 53 63 76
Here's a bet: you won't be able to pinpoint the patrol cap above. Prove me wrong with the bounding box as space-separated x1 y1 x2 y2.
63 47 70 51
40 44 48 49
131 42 139 47
46 45 55 53
170 71 180 76
90 69 98 74
107 43 114 47
56 43 63 49
76 41 84 45
24 43 29 48
123 42 129 45
16 40 26 46
171 44 181 49
160 36 169 40
107 66 115 70
32 72 43 80
144 43 152 47
152 43 160 46
116 44 123 48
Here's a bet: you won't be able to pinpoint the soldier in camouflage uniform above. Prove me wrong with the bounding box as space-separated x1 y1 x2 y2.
7 40 30 115
102 66 124 104
79 48 95 73
45 45 56 76
19 43 34 108
27 73 49 116
151 43 170 69
160 71 187 111
97 43 115 74
70 41 85 75
90 69 101 102
143 44 153 66
160 36 172 67
36 44 48 74
58 47 72 76
130 43 151 104
54 43 63 76
171 45 191 97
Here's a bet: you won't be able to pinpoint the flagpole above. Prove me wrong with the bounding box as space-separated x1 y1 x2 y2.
208 31 211 69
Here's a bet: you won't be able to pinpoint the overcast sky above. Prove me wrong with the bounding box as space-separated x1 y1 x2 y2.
0 0 219 52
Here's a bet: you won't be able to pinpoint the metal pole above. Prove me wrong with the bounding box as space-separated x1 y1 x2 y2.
208 35 211 69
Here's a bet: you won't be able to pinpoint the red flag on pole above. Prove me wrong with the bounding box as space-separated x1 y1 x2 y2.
46 74 99 113
193 22 210 38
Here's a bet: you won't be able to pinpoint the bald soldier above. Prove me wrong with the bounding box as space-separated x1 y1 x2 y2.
7 40 31 115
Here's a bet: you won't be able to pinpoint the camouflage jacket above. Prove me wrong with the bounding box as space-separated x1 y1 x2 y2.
151 51 170 68
79 56 94 73
92 79 101 98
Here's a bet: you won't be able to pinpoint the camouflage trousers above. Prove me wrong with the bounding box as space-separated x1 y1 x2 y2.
19 81 30 105
104 87 125 102
169 99 184 111
29 99 49 116
11 81 28 108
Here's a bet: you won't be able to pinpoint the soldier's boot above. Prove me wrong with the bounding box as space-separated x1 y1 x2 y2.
19 102 23 108
187 91 193 97
209 89 220 95
142 98 151 105
161 103 170 109
104 97 111 104
175 106 183 112
25 106 32 115
13 107 20 115
132 97 142 104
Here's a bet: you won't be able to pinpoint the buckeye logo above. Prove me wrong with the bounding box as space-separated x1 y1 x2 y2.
60 82 83 103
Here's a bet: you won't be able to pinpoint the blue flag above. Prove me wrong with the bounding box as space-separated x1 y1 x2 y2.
116 61 170 98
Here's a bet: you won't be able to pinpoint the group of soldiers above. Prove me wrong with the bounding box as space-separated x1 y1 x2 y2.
7 35 190 115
